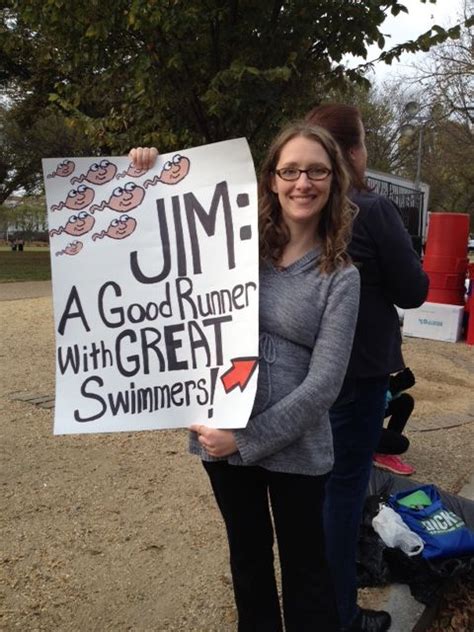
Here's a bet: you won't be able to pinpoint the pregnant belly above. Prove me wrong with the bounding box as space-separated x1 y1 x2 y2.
251 334 311 415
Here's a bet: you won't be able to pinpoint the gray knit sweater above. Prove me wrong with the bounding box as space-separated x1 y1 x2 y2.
189 248 360 476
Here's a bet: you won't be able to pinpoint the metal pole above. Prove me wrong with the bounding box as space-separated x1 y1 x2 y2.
414 125 423 190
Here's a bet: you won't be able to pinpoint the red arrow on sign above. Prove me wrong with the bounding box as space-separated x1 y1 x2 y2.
221 357 258 394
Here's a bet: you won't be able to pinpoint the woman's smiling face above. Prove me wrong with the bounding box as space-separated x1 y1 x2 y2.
271 135 333 233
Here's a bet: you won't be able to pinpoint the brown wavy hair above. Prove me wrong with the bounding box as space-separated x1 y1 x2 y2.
259 121 357 274
305 103 368 191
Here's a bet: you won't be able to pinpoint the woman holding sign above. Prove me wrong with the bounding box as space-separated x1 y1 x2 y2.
130 122 360 632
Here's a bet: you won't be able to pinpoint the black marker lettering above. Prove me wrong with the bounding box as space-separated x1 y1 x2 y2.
130 198 171 283
184 181 235 274
74 375 107 422
98 282 124 328
58 286 90 335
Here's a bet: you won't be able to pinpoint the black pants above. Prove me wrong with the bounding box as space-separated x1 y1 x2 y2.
377 393 414 455
203 460 338 632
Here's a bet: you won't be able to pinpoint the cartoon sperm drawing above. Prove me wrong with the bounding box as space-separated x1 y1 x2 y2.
144 154 190 189
116 162 149 179
47 159 76 179
50 184 95 212
71 159 117 185
55 240 84 256
89 182 145 214
92 215 137 241
49 211 95 237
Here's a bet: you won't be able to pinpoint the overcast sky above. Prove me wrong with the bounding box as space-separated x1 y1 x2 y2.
348 0 463 83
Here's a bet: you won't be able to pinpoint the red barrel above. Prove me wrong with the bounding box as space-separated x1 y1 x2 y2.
424 213 470 258
427 287 466 305
425 271 467 289
423 256 468 274
423 213 470 305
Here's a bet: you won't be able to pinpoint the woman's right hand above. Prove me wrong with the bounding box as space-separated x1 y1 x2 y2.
128 147 159 170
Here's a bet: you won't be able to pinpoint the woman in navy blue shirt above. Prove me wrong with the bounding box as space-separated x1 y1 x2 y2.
306 103 429 632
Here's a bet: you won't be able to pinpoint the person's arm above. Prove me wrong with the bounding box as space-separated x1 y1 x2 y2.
364 197 429 308
233 265 360 464
389 367 416 395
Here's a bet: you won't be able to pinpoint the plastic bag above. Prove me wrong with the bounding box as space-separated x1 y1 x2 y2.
372 505 424 557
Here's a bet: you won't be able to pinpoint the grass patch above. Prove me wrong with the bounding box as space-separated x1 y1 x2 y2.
0 251 51 282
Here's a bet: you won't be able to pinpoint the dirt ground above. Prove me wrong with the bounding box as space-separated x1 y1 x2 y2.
1 293 473 631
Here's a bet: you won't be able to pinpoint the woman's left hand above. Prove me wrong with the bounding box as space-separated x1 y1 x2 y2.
190 425 238 458
128 146 159 170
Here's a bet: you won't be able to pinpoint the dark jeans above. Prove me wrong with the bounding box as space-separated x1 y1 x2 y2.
378 393 414 454
203 460 339 632
324 375 389 629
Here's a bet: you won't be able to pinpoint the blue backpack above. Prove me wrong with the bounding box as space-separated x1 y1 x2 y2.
389 484 474 560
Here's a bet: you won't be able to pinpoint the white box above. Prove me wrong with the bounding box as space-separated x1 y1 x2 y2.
403 302 464 343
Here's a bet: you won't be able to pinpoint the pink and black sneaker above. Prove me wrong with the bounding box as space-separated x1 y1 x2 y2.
373 453 415 476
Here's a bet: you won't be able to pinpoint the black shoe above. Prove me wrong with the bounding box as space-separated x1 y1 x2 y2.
345 608 391 632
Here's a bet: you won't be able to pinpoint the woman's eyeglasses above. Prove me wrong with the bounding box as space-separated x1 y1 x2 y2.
274 167 332 181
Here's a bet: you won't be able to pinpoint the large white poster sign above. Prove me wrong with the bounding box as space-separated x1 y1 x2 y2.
43 139 259 434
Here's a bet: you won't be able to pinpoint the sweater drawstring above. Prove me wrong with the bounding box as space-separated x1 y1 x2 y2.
259 333 276 410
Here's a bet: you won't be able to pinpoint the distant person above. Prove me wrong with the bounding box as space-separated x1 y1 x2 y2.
373 368 416 476
306 103 429 632
17 238 24 252
129 122 360 631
